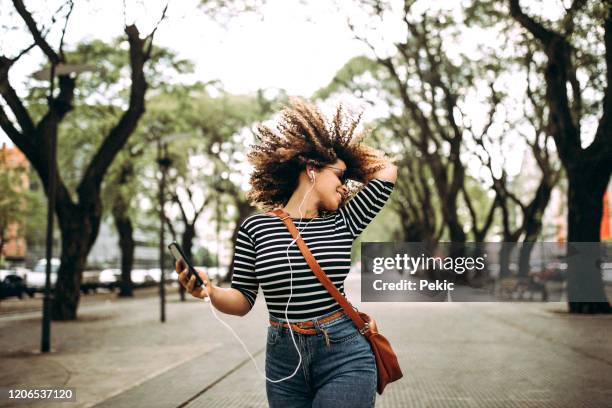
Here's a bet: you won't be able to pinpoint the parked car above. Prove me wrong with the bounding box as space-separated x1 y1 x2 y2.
99 268 121 290
0 269 15 281
541 260 568 282
0 267 31 281
602 262 612 284
28 259 101 294
81 270 101 294
0 274 35 299
131 269 155 287
147 268 162 283
27 259 60 291
13 267 31 280
147 268 180 283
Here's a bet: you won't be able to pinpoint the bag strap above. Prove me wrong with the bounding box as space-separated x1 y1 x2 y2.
268 208 370 335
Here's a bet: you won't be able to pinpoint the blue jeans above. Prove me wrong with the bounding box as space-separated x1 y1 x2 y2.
265 309 377 407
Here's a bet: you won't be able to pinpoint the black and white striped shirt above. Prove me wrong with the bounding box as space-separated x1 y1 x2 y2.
230 178 395 321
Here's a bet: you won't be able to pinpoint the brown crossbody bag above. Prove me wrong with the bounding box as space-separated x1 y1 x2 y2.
268 208 403 394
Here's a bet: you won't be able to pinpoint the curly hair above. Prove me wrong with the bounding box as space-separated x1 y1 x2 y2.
245 97 392 212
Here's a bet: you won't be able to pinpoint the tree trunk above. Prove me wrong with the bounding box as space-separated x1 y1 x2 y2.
517 182 553 278
517 242 536 279
445 200 468 284
499 242 517 279
113 200 135 298
51 195 102 320
566 169 611 314
401 222 431 245
1 23 151 321
181 224 195 262
508 0 612 314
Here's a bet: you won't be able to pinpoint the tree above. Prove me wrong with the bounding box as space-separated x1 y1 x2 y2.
328 2 500 258
469 75 561 279
101 85 198 298
381 121 444 246
159 88 279 285
0 0 169 319
508 0 611 313
104 146 146 297
326 1 566 287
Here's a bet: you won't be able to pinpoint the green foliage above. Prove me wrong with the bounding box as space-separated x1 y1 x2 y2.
193 245 216 266
20 38 194 203
314 56 382 100
13 36 200 253
118 84 284 244
466 0 606 127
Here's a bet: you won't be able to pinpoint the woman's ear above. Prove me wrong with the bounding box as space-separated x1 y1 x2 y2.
304 164 314 182
306 163 314 176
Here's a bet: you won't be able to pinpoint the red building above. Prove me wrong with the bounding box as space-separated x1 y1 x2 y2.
0 143 29 262
602 191 611 241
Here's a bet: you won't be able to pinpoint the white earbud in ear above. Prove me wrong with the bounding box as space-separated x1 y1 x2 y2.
310 170 315 182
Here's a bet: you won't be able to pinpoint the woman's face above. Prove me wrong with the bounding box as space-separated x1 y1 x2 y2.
310 159 350 212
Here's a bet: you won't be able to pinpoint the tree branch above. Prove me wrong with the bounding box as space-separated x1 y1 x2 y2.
0 104 24 143
12 0 62 65
461 184 479 235
58 1 75 60
561 0 588 36
144 2 169 59
10 42 37 64
164 214 177 242
508 0 555 45
173 192 190 226
585 4 612 172
510 0 581 167
0 57 36 135
76 24 148 199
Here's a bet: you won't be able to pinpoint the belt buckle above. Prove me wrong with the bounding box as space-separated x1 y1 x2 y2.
296 320 312 329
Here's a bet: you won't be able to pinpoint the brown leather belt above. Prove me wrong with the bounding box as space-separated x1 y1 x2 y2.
269 310 345 335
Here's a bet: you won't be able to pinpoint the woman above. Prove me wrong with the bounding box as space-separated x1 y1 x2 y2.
177 98 397 407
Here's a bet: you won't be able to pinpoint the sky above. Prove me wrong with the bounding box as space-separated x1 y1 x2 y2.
0 0 527 142
0 0 369 117
1 0 596 257
0 0 558 164
0 0 376 260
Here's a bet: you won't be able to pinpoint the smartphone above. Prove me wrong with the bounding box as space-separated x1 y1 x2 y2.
168 241 205 287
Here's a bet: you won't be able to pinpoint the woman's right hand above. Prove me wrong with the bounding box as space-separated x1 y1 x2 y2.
175 260 213 300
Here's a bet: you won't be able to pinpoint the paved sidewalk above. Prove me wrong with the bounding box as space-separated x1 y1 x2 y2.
0 284 169 316
0 284 269 408
182 278 612 408
1 274 611 407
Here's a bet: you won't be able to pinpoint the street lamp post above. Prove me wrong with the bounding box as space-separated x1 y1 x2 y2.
41 113 57 353
155 132 189 323
157 140 172 323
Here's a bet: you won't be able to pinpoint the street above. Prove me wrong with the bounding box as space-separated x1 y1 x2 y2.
1 275 611 407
